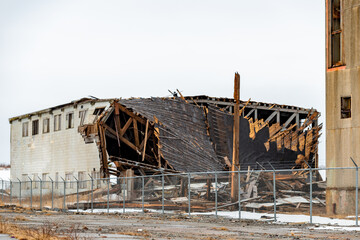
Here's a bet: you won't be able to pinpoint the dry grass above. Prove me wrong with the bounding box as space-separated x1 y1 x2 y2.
0 217 93 240
0 219 61 240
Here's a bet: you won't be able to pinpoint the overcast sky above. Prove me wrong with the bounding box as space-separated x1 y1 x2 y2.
0 0 326 166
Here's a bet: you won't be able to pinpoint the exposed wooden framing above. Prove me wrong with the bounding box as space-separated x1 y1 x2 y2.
103 123 138 153
103 123 153 160
115 102 147 125
140 130 153 150
110 156 170 174
133 119 140 147
120 117 133 136
113 104 122 147
142 120 149 162
276 111 280 123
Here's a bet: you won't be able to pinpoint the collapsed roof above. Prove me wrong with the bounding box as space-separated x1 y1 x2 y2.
79 96 321 177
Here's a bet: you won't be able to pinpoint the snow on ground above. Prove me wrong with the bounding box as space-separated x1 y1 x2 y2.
70 207 360 231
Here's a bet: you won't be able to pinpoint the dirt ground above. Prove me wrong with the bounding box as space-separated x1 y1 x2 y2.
0 206 359 240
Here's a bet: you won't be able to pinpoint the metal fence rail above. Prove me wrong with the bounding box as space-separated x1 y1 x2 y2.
1 166 359 226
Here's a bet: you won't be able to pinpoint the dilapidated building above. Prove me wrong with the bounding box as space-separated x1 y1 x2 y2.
9 95 321 195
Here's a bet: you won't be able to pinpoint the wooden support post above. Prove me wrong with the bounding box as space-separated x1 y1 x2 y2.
231 72 240 204
133 119 140 147
125 169 134 200
142 120 149 161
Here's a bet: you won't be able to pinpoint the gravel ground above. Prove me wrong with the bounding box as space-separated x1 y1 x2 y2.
0 206 359 240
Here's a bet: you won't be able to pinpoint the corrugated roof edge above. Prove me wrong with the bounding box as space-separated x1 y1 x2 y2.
8 95 317 123
8 97 115 123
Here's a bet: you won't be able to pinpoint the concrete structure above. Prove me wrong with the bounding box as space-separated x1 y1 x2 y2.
9 98 111 196
326 0 360 215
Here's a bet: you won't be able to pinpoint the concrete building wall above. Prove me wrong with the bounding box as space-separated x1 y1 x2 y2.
10 100 111 196
326 0 360 215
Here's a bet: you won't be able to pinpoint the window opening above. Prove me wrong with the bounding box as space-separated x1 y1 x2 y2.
42 173 49 189
78 171 87 189
32 120 39 136
33 173 38 189
65 172 74 189
54 114 61 131
330 0 343 67
22 174 29 190
22 122 29 137
93 107 105 115
341 96 351 119
79 110 87 126
66 112 74 129
43 118 50 133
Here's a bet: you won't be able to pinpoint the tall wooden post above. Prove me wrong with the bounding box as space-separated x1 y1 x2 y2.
231 72 240 203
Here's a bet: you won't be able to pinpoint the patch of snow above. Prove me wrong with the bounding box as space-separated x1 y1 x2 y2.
195 210 358 227
68 206 359 229
316 225 360 231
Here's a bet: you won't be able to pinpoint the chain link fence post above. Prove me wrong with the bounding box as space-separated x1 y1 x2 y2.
188 173 191 217
141 176 145 213
37 176 42 210
238 168 241 220
304 161 313 224
9 180 12 205
28 177 32 209
107 177 110 213
122 176 125 214
1 179 3 204
215 172 218 218
17 178 21 207
61 177 66 212
74 176 79 213
49 177 54 210
162 173 165 214
88 174 94 213
268 162 277 222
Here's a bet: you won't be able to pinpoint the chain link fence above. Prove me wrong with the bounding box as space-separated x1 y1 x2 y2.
2 167 360 226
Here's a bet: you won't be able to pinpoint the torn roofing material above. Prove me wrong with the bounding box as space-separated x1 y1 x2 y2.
119 98 224 172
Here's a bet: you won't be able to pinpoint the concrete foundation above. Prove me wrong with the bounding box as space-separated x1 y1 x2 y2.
326 188 358 215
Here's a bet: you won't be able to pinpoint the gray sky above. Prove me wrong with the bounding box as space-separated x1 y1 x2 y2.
0 0 326 165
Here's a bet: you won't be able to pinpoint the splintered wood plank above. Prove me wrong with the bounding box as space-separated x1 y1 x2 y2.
142 120 149 162
248 118 255 139
133 119 140 147
305 129 313 158
298 133 305 151
140 130 153 150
